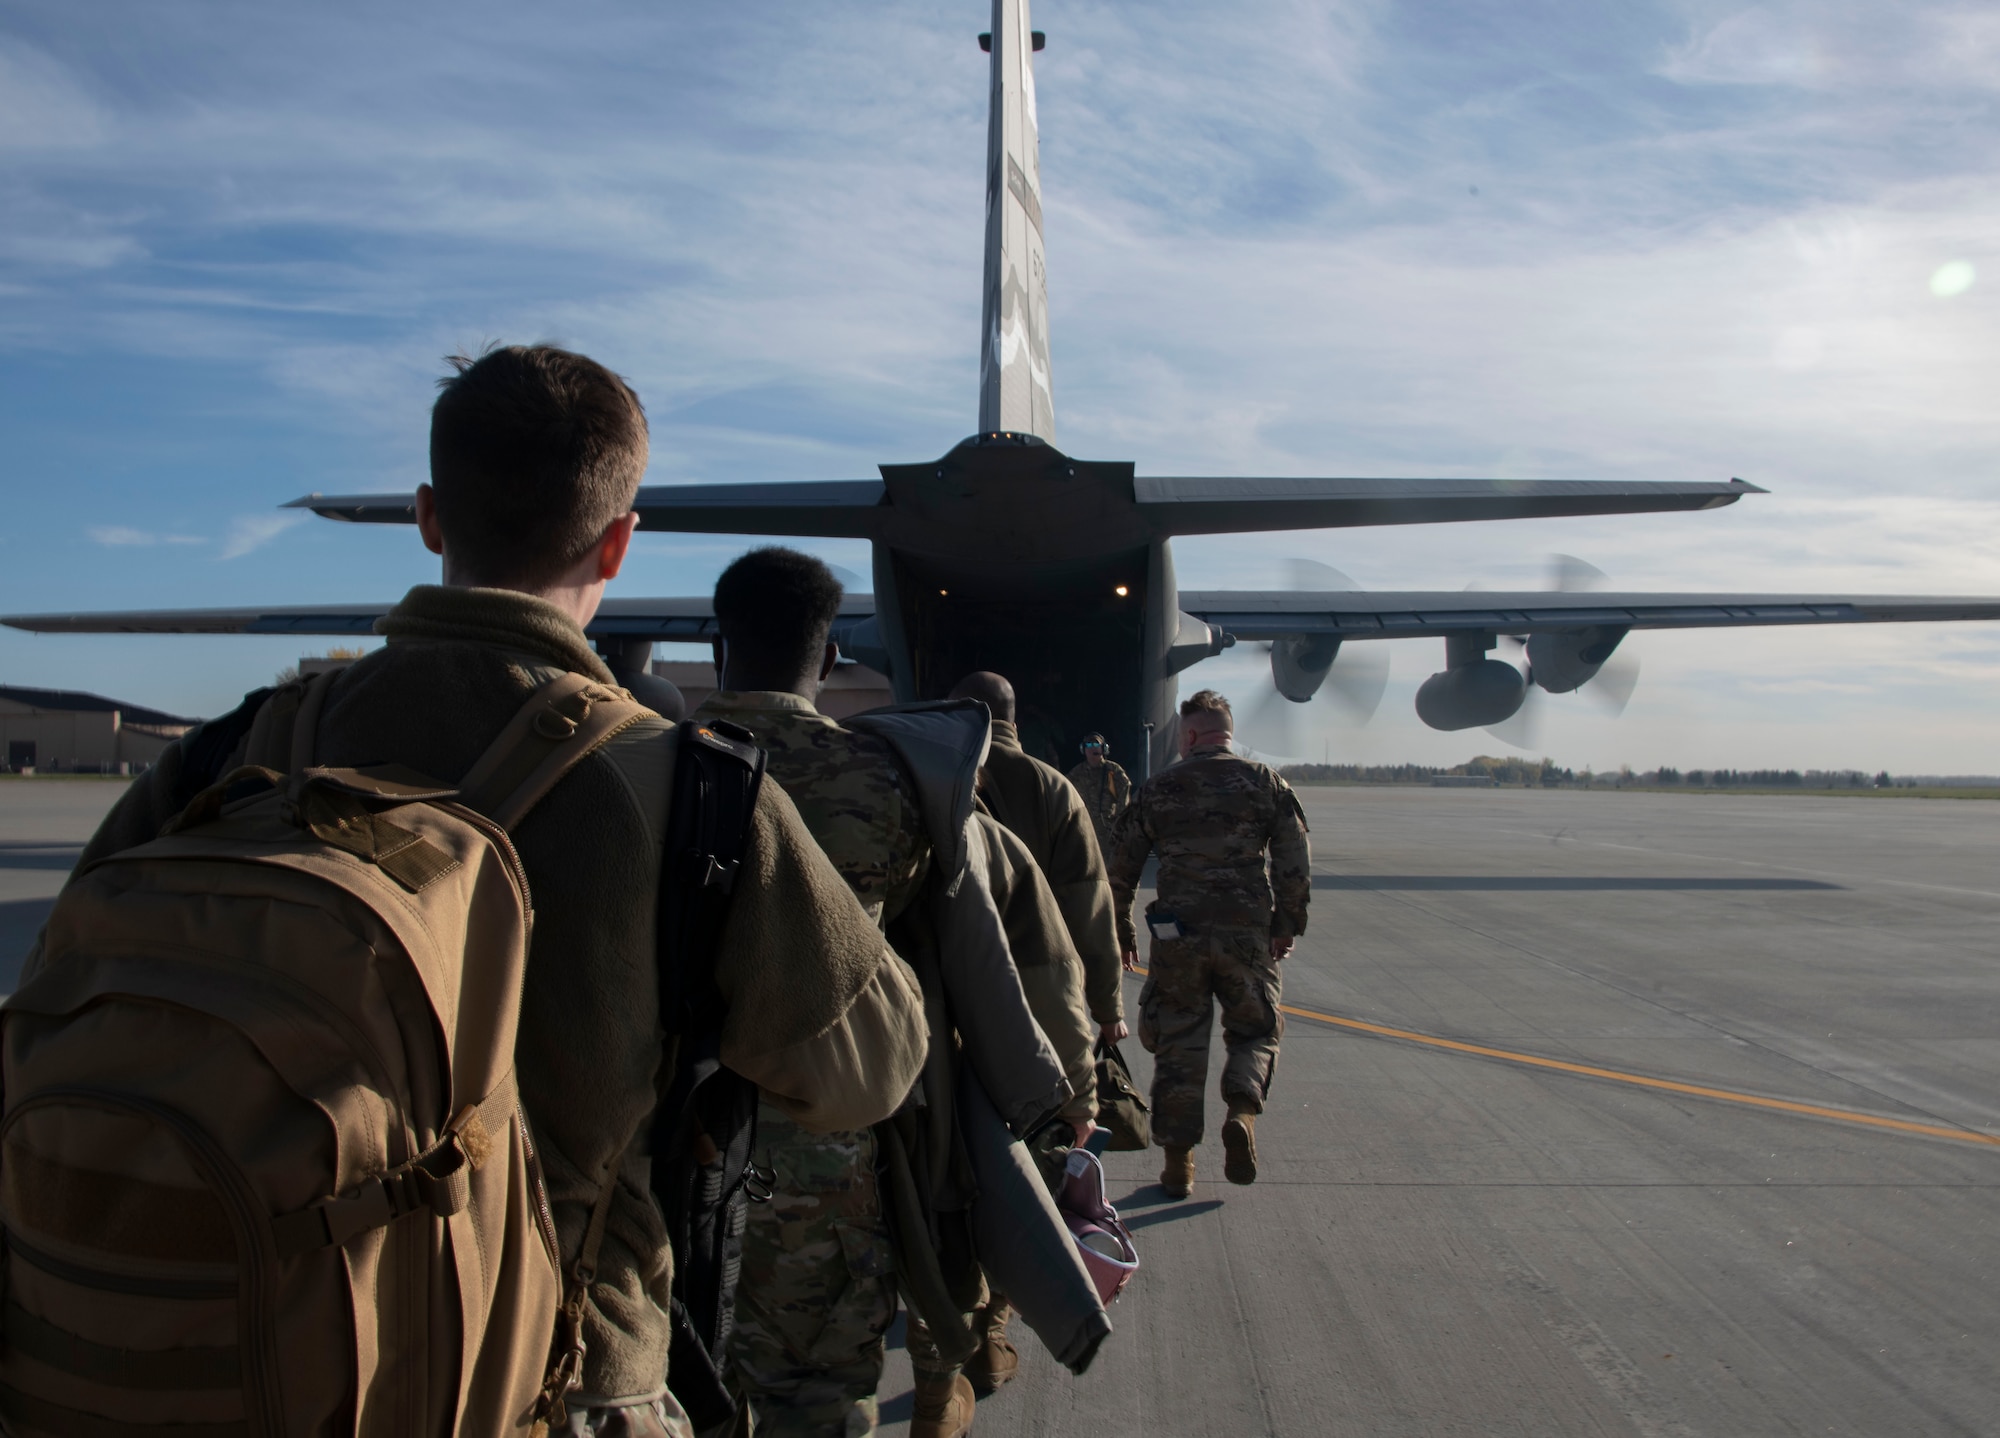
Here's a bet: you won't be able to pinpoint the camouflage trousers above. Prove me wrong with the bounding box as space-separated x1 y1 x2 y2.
728 1103 897 1438
1137 926 1283 1148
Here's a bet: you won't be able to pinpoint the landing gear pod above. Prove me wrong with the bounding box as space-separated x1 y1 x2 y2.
1415 659 1526 730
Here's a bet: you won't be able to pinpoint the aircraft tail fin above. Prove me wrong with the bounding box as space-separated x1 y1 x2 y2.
978 0 1056 442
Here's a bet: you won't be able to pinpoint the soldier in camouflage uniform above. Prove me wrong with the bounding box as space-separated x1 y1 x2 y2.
1105 690 1310 1198
695 548 934 1438
1065 733 1132 860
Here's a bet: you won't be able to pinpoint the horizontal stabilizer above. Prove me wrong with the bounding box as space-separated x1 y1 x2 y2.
288 481 888 539
288 473 1756 545
1139 476 1762 536
2 595 877 643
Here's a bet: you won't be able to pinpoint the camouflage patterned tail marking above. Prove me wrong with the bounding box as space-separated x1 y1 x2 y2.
978 0 1056 442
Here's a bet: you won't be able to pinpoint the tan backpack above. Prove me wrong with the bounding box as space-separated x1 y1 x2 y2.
0 669 648 1437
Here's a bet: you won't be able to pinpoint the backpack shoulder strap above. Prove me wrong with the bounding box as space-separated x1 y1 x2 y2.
457 673 653 831
656 719 766 1040
650 718 767 1430
230 667 343 776
172 685 276 806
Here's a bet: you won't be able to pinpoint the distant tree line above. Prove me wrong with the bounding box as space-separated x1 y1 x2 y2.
1282 757 1575 787
1281 762 1453 785
1280 759 1932 790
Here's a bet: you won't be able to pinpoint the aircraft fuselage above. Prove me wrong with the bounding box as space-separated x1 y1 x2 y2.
848 431 1216 774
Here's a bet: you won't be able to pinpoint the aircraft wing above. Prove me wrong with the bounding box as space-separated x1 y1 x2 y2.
0 604 391 636
24 587 1991 647
1 596 879 643
1182 590 2000 642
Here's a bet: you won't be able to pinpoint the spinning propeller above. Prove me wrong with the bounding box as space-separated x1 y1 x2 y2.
1235 559 1391 760
1485 555 1643 749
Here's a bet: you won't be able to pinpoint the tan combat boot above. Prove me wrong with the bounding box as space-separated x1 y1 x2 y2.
967 1300 1020 1395
1222 1108 1258 1185
1160 1144 1195 1198
910 1370 977 1438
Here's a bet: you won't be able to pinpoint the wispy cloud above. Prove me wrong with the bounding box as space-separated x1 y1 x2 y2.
87 526 205 548
1658 4 2000 92
218 512 308 561
4 2 2000 764
87 526 157 547
0 38 113 152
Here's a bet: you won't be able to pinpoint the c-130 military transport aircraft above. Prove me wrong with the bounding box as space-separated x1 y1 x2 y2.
11 0 2000 773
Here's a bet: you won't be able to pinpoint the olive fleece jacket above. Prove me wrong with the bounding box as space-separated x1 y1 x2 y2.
65 584 926 1407
972 809 1098 1125
977 720 1125 1027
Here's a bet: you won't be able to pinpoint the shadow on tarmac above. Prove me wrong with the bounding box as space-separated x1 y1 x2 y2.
1121 1199 1224 1231
0 843 84 871
1314 874 1841 891
880 1389 914 1425
878 1313 913 1424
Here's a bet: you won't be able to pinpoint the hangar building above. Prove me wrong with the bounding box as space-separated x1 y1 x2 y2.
0 686 197 774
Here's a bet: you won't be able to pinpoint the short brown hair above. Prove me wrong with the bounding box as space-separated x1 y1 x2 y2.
1180 689 1234 726
429 345 648 587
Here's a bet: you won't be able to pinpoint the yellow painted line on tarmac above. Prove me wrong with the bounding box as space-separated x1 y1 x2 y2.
1130 967 2000 1149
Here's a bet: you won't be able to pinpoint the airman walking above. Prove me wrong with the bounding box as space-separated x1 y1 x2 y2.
1104 690 1311 1197
696 553 1096 1438
693 548 931 1437
953 675 1128 1052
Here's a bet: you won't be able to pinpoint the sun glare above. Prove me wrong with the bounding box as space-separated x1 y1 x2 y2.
1929 261 1976 298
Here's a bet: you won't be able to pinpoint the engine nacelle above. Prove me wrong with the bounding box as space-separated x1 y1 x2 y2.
1526 625 1628 694
831 616 893 677
1270 634 1340 703
1415 659 1527 730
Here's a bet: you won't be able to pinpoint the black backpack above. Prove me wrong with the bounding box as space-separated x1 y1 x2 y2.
650 719 768 1431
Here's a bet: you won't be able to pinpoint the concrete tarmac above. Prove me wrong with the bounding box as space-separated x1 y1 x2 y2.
0 778 113 995
5 781 1997 1433
881 786 2000 1437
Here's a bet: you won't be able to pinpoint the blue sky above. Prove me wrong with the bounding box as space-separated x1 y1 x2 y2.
2 0 1997 770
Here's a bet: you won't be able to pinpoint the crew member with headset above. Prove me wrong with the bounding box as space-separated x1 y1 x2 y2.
1066 732 1132 860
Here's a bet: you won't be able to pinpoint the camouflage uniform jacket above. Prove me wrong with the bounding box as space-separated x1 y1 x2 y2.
1105 742 1312 953
699 694 1067 1129
980 721 1124 1027
1066 757 1132 858
693 690 931 927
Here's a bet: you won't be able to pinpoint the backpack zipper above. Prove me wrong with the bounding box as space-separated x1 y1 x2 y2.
439 794 570 1299
82 938 413 1172
4 1227 235 1300
439 803 563 1281
440 802 533 913
516 1108 563 1277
